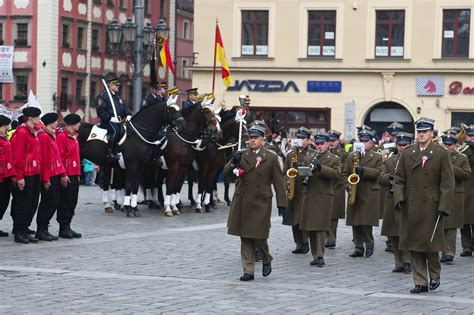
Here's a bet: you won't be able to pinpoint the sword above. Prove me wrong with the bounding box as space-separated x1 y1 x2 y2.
101 78 119 120
430 215 441 242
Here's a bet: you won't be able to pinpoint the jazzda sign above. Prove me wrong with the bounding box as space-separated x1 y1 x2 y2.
227 80 300 92
449 81 474 95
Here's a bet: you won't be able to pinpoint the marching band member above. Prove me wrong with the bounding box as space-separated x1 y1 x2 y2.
461 125 474 257
393 117 455 294
379 132 413 273
0 115 15 237
300 133 341 266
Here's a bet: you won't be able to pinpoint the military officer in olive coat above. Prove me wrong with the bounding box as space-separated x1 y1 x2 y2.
225 125 287 282
326 129 348 248
380 132 413 273
440 133 471 264
460 125 474 257
282 127 315 254
343 129 383 258
300 133 341 266
393 117 455 294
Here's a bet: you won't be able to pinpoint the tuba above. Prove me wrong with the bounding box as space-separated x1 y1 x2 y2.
286 147 298 200
347 151 360 205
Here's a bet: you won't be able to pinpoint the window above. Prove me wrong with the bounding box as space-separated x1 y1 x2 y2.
119 0 127 10
92 28 100 52
60 77 70 110
62 24 70 48
375 10 405 57
241 10 269 56
442 10 470 58
93 0 101 4
15 23 28 46
14 74 28 100
0 24 3 45
183 20 191 40
307 11 336 57
106 0 114 8
77 26 85 49
144 0 151 15
452 112 474 126
160 0 167 19
250 108 330 133
90 80 98 107
0 83 3 100
182 58 190 79
76 79 85 105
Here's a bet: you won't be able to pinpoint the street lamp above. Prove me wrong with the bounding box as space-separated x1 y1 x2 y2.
105 0 169 113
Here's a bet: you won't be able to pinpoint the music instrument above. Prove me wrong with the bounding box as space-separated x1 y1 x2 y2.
456 123 469 153
302 150 320 186
389 154 401 193
286 147 298 200
347 151 361 205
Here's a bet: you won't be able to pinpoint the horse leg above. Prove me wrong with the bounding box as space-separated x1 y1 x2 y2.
157 171 165 207
101 165 113 213
224 175 231 206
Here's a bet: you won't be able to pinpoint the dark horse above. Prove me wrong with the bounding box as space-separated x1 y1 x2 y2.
161 102 219 216
78 103 182 217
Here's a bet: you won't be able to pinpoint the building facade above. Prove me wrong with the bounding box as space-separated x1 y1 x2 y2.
0 0 194 122
193 0 474 138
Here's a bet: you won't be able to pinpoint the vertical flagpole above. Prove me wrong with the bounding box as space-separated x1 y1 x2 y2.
212 18 218 94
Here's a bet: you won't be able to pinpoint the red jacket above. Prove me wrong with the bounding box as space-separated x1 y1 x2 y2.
38 130 65 183
10 124 41 180
0 134 15 181
56 128 81 176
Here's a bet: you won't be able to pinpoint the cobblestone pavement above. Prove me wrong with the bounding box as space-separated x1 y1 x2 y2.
0 184 473 314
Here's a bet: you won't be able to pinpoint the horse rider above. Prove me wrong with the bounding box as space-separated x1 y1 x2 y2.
141 81 167 110
95 74 131 161
182 87 199 114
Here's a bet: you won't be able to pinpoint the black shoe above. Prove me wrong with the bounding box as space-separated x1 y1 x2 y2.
404 263 412 273
292 244 309 254
325 242 336 248
392 266 404 273
349 251 364 258
365 248 374 257
24 233 39 243
460 251 472 257
443 255 454 264
410 285 428 294
70 229 82 238
59 229 74 239
240 273 254 281
35 229 56 241
439 255 448 263
255 251 262 262
301 243 310 254
262 263 272 277
14 233 29 244
27 228 35 234
0 230 9 237
310 257 325 267
429 278 440 291
106 151 120 162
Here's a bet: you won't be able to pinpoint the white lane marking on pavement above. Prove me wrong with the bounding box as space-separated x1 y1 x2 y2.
1 265 473 306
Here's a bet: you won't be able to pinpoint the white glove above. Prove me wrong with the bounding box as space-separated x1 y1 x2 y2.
125 115 131 122
110 117 120 123
167 94 178 106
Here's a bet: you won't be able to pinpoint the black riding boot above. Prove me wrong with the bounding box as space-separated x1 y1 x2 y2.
106 137 119 161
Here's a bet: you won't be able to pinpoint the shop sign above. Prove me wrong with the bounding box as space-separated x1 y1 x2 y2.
227 80 300 92
307 81 342 93
449 81 474 95
416 76 444 96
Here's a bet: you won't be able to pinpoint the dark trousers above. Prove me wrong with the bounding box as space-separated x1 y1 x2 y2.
292 224 308 248
0 177 12 220
36 175 60 229
57 175 79 226
240 237 273 274
11 175 40 232
410 251 441 286
460 224 474 252
352 225 374 253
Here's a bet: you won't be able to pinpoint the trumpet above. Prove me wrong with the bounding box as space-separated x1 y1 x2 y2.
286 147 298 200
347 151 361 205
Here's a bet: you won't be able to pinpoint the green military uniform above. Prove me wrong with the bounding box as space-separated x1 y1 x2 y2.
394 134 455 289
343 148 383 255
300 148 341 263
283 146 315 252
225 145 287 276
461 144 474 255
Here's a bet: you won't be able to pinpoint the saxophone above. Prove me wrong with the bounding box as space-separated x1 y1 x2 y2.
347 151 361 205
286 147 298 200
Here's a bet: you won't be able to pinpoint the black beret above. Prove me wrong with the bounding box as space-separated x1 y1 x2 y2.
0 114 11 126
63 113 81 125
22 107 41 118
17 115 25 124
41 112 58 125
10 120 19 129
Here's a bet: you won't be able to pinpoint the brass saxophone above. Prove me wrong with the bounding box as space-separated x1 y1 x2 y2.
347 151 361 205
286 147 298 200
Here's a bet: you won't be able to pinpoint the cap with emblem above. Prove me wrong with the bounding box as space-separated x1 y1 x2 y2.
328 129 341 141
249 120 268 130
0 114 11 126
22 107 41 118
448 126 460 135
168 86 180 95
396 132 413 145
296 127 311 139
104 73 120 85
387 122 404 136
314 132 330 144
441 134 457 145
359 129 374 142
248 125 266 137
63 113 81 125
41 112 58 125
187 87 198 95
415 117 435 131
357 125 372 135
466 124 474 136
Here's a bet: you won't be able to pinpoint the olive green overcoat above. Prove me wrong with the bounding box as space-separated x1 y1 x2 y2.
331 147 348 219
463 147 474 224
380 154 401 236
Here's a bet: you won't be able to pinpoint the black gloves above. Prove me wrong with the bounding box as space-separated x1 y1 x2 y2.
395 201 404 211
436 210 448 218
278 207 287 220
389 173 395 181
355 166 364 176
231 151 243 165
294 161 303 168
311 159 321 172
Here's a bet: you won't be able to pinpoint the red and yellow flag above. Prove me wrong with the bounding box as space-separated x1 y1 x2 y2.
160 39 175 75
215 24 232 87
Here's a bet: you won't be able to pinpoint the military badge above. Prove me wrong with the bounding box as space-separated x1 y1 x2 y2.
256 156 262 168
421 155 428 168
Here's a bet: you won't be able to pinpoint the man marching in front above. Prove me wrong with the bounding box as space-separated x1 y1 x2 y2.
224 125 287 281
393 117 455 293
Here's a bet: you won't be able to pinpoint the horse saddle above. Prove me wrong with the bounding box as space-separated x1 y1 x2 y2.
87 125 127 145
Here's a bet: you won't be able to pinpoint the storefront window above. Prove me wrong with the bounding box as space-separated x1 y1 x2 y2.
288 111 306 123
452 112 474 126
